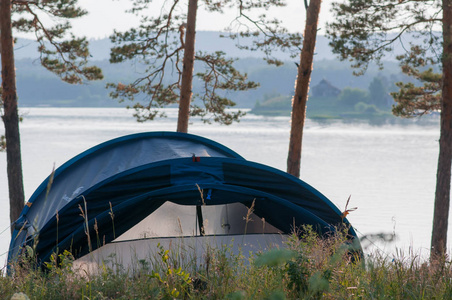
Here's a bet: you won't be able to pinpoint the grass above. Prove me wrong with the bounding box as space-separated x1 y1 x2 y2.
3 227 452 299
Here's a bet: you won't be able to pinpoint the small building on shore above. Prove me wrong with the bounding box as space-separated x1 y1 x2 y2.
311 79 341 98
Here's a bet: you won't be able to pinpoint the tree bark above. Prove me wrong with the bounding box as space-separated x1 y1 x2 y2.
1 0 25 233
287 0 322 178
177 0 197 133
431 0 452 259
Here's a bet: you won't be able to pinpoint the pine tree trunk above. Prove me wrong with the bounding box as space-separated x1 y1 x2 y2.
431 0 452 259
1 0 25 233
287 0 322 178
177 0 197 133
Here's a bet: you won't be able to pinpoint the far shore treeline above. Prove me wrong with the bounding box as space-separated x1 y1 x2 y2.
15 33 416 120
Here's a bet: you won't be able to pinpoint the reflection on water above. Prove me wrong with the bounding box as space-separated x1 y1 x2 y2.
0 107 442 264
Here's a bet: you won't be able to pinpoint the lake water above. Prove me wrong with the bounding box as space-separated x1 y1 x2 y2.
0 107 443 265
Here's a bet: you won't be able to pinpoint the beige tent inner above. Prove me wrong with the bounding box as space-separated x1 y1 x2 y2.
74 202 285 273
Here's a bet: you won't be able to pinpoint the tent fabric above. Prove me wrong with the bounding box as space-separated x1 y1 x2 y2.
17 132 243 231
73 233 286 274
8 131 359 268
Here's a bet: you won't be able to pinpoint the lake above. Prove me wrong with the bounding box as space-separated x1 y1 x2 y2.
0 107 443 265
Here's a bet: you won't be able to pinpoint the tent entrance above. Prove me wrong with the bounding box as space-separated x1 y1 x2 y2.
73 201 285 274
114 201 282 242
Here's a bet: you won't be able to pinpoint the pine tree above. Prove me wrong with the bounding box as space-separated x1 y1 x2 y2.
287 0 322 178
1 0 102 232
108 0 303 133
108 0 265 132
1 0 23 233
327 0 451 259
391 48 442 117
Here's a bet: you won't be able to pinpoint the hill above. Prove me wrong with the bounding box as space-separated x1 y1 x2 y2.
12 32 408 110
15 32 336 61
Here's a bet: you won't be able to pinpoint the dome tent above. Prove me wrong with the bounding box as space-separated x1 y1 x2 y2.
8 131 359 270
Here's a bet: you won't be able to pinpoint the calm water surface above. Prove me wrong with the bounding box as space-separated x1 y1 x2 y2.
0 107 442 265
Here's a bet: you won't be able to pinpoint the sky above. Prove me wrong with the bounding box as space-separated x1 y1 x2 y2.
69 0 334 39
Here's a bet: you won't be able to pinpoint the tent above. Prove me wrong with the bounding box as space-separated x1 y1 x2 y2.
8 131 359 270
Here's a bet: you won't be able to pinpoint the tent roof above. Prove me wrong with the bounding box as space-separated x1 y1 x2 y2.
17 131 243 231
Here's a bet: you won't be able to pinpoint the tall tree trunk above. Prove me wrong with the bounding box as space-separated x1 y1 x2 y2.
1 0 25 233
177 0 197 133
287 0 322 178
431 0 452 259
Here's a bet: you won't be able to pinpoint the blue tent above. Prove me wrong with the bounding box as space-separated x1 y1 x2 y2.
8 132 359 268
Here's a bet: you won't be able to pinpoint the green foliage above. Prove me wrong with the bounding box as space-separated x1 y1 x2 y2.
225 290 247 299
326 0 442 74
338 87 369 108
354 101 367 113
6 230 452 299
108 0 260 125
192 51 258 124
12 45 410 109
213 0 302 67
250 93 292 116
255 248 296 267
326 0 443 122
286 253 310 294
149 243 192 299
392 67 442 118
252 89 396 121
44 250 75 276
11 0 103 84
368 76 391 109
355 102 378 114
391 44 442 117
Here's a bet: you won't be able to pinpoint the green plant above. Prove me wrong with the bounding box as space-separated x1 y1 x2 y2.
149 243 192 299
7 223 452 299
44 250 75 274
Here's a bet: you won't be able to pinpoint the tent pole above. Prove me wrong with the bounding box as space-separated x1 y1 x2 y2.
196 205 205 236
